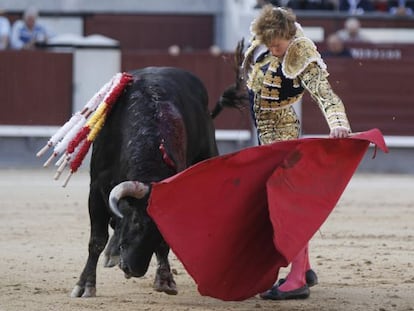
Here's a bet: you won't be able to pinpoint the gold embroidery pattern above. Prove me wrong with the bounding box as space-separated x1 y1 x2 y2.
256 106 301 144
261 87 280 100
260 95 302 109
282 37 327 79
263 72 282 87
293 78 300 88
246 55 272 93
247 52 304 143
248 56 303 108
299 63 351 131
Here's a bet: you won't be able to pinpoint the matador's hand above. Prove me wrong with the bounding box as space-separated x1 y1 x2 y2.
329 127 351 138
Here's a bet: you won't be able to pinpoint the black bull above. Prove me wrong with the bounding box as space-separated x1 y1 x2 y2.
70 66 246 298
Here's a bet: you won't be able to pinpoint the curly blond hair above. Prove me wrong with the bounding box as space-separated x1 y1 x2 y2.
251 5 297 46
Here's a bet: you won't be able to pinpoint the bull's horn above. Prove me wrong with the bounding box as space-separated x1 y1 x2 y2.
109 181 150 219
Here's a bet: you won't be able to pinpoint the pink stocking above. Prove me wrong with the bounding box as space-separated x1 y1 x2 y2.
278 244 309 292
304 243 311 271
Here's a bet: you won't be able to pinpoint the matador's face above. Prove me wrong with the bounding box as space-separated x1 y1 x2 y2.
267 37 291 58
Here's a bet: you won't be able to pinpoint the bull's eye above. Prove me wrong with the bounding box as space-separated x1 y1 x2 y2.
119 236 130 249
131 224 142 235
119 245 125 254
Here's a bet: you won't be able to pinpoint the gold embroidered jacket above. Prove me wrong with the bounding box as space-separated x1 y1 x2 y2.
244 33 351 144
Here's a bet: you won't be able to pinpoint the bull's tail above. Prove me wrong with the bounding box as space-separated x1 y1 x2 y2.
211 39 249 119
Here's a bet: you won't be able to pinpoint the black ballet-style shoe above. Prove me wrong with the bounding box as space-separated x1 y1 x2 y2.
259 284 310 300
273 269 318 288
305 269 318 287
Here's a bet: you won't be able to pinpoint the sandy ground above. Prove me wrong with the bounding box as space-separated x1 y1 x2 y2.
0 168 413 311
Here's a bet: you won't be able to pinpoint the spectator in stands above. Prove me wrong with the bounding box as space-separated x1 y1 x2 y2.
254 0 281 8
321 33 353 58
289 0 337 10
0 8 10 50
10 6 49 50
389 0 414 15
339 0 375 14
373 0 390 11
257 0 337 10
336 17 371 43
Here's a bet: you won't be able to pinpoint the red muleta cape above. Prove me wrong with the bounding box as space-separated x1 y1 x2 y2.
147 128 388 301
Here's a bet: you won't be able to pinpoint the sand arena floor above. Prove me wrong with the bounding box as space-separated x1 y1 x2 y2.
0 168 413 311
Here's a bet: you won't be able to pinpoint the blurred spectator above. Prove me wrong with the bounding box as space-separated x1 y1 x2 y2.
254 0 280 8
336 17 371 43
209 45 222 56
339 0 375 14
321 33 353 58
389 0 414 15
168 44 180 56
254 0 336 10
10 6 50 50
373 0 390 11
0 8 10 50
289 0 336 10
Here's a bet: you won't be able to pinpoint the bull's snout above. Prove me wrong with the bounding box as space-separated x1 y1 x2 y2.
119 246 150 278
119 260 147 278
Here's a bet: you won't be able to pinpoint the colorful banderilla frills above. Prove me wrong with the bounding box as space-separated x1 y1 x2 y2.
37 72 133 187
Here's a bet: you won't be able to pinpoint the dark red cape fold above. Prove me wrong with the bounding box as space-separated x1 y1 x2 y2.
147 129 388 301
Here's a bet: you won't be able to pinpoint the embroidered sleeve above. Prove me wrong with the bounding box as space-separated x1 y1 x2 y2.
299 62 351 131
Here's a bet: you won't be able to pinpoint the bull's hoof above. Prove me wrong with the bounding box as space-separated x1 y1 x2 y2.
154 283 178 295
70 285 83 298
103 254 120 268
70 285 97 298
154 278 178 295
154 267 178 295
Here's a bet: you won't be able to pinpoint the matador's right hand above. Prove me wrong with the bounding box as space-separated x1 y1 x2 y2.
329 127 351 138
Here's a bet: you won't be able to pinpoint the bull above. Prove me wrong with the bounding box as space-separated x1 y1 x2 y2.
70 64 246 298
